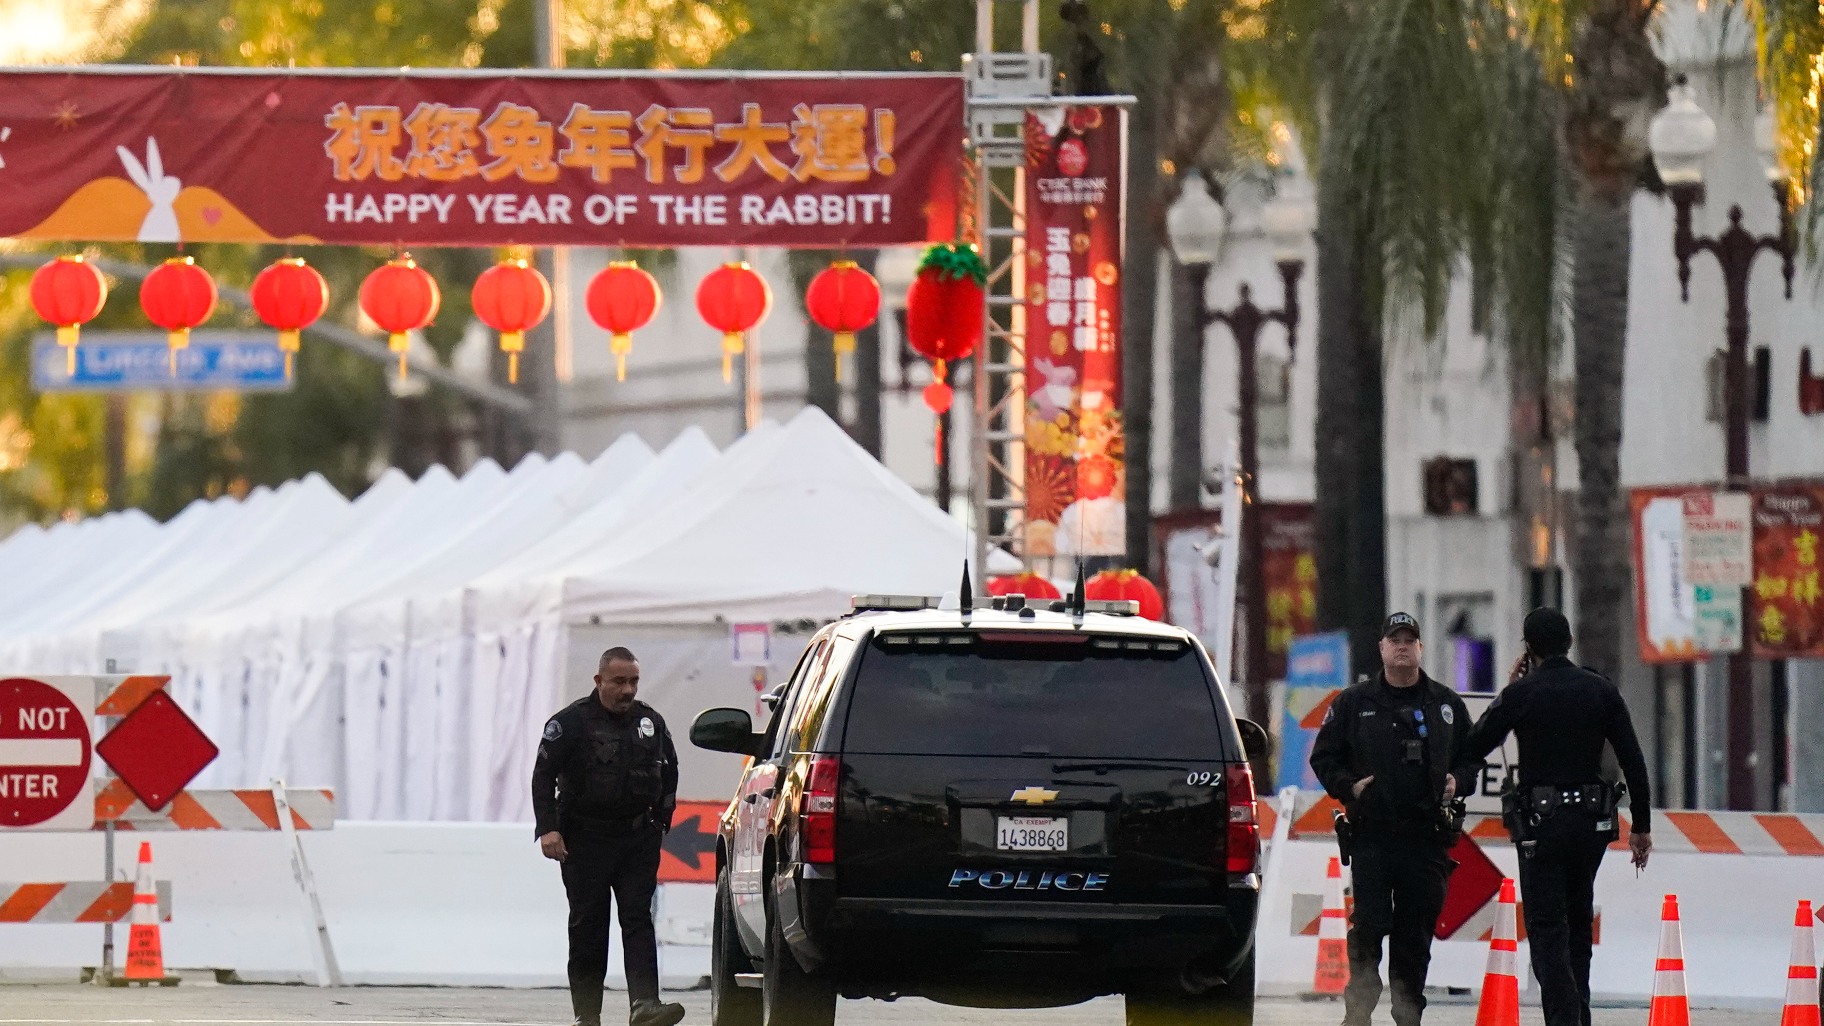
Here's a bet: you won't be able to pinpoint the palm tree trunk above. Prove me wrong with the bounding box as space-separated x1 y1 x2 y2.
1569 186 1632 677
1314 169 1387 674
851 250 883 458
1168 257 1207 511
1123 100 1163 573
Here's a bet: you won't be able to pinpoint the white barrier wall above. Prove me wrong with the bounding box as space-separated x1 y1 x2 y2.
1 822 1813 1002
0 823 709 988
1257 837 1820 1005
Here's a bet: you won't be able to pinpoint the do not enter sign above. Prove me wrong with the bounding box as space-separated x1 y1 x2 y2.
0 677 94 830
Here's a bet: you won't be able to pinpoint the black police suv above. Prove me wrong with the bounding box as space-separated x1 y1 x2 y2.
689 593 1265 1026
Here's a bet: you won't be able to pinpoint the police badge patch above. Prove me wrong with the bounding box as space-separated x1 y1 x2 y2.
542 719 563 741
639 716 656 738
1441 705 1454 725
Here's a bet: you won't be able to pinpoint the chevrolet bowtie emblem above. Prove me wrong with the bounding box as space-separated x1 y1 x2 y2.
1010 786 1059 805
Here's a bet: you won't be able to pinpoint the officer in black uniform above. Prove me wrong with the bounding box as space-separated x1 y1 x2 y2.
533 647 687 1026
1310 613 1481 1026
1463 608 1653 1026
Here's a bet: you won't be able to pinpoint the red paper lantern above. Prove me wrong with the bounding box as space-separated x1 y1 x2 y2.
139 256 217 374
987 572 1062 601
1086 569 1165 621
29 255 108 374
804 260 880 382
904 243 987 413
250 258 328 379
586 261 662 382
359 256 441 381
473 258 552 385
695 262 771 382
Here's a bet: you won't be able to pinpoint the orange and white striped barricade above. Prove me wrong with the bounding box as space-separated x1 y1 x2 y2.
0 880 171 924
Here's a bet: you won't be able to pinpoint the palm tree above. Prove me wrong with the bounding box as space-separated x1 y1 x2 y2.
1256 0 1560 669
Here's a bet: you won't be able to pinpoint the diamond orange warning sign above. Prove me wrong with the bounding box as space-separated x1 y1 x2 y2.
0 676 95 830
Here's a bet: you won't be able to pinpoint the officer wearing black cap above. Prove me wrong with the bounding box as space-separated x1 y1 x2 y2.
1463 608 1653 1026
1310 613 1481 1026
533 647 687 1026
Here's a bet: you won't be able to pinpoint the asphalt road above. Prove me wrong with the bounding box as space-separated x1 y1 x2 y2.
0 985 1775 1026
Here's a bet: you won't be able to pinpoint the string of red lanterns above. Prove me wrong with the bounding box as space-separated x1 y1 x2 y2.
24 253 907 389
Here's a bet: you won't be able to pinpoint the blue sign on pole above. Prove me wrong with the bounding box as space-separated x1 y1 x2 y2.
1279 631 1352 791
33 332 292 392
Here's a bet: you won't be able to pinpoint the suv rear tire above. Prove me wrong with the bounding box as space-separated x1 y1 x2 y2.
1124 950 1255 1026
711 869 761 1026
761 891 837 1026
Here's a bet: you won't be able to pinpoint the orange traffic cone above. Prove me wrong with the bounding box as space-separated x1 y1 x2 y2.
1313 855 1349 996
1475 878 1521 1026
1782 900 1820 1026
123 842 166 982
1648 894 1691 1026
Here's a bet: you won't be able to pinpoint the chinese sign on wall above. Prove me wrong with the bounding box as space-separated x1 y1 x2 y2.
1630 484 1824 662
1750 486 1824 658
1022 106 1125 557
0 69 963 248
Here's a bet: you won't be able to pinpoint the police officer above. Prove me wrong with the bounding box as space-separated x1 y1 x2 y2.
1463 608 1652 1026
534 647 687 1026
1310 613 1481 1026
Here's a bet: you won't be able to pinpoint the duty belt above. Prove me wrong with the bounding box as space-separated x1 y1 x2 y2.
562 807 655 833
1525 783 1610 816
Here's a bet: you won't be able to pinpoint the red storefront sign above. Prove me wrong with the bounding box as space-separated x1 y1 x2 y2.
0 68 963 248
1750 485 1824 658
1262 503 1318 681
1021 106 1126 557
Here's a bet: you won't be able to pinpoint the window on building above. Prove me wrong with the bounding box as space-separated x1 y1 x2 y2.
1422 457 1479 516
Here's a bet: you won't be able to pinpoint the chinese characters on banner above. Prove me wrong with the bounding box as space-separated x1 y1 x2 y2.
1261 502 1318 681
1022 106 1125 557
1750 486 1824 658
0 69 963 247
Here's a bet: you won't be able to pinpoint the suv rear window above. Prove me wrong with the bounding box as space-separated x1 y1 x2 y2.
840 632 1232 759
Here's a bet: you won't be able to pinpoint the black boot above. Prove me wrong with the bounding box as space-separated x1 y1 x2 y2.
629 997 685 1026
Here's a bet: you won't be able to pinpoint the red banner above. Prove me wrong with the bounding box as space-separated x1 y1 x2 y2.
1262 503 1317 681
1750 485 1824 658
0 69 962 248
1022 106 1125 558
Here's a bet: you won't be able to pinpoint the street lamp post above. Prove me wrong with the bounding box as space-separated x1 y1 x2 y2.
1166 170 1312 728
1648 74 1795 811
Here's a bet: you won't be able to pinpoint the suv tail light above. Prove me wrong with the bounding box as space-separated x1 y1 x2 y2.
803 756 841 865
1224 763 1260 875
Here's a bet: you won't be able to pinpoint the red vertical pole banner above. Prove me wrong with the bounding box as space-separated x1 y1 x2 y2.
1022 106 1125 559
1261 503 1318 681
1750 485 1824 658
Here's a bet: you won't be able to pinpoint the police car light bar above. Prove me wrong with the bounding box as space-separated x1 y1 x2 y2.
850 594 940 613
1084 599 1140 616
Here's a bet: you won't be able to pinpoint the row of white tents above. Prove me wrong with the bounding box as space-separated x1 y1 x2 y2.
0 408 1014 821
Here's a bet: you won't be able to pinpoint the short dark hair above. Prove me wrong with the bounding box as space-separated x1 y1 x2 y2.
599 646 639 668
1523 607 1573 658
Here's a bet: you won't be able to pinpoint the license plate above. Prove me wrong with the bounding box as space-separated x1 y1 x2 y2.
996 816 1068 852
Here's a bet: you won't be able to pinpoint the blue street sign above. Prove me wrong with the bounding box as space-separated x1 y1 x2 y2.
33 331 292 393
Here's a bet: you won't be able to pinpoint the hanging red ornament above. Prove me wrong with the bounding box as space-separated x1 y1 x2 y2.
472 257 551 385
139 256 217 375
359 255 441 381
586 261 662 382
987 572 1062 601
804 260 880 383
1086 569 1165 621
249 257 328 380
904 243 987 463
29 255 108 374
695 262 771 383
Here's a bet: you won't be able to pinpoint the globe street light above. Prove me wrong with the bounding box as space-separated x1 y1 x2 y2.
1166 168 1309 728
1647 73 1794 811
